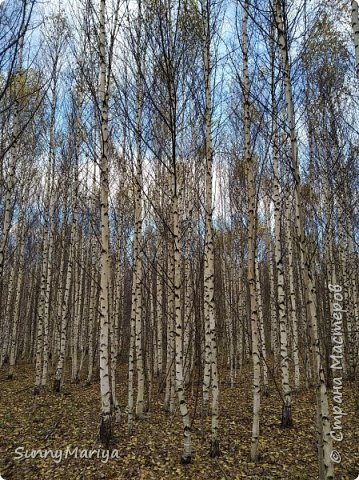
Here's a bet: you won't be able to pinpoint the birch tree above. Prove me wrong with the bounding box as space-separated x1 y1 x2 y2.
274 0 334 476
242 0 261 462
201 0 219 456
98 0 112 446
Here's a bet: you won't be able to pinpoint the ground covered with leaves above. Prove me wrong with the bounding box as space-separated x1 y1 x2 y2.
0 362 358 479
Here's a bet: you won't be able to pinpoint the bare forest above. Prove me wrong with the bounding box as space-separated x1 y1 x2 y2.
0 0 358 479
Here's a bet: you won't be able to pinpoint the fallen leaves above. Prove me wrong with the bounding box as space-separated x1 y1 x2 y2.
0 363 358 479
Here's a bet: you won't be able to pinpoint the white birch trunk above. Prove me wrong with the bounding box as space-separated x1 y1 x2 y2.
54 221 74 393
8 188 29 379
173 171 192 463
201 0 220 456
98 0 112 445
256 261 268 393
275 0 333 475
286 194 300 389
243 0 260 461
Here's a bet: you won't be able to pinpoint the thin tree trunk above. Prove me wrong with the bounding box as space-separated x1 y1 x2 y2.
54 221 74 393
286 193 300 389
243 0 260 462
201 0 219 456
98 0 112 446
275 0 333 476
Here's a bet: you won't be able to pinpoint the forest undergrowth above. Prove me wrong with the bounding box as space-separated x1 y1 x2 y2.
1 362 358 480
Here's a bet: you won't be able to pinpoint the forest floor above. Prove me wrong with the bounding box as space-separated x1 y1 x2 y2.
0 362 358 480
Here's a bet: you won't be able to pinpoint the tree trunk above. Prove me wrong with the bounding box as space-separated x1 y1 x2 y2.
98 0 112 447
